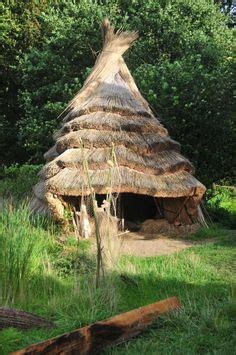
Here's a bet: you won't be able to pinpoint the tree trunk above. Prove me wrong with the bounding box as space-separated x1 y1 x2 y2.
11 296 180 355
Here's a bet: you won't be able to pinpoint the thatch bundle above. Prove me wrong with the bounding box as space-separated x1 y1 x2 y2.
32 18 206 225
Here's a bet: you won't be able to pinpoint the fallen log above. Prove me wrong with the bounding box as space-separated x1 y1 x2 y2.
12 296 180 355
0 308 54 330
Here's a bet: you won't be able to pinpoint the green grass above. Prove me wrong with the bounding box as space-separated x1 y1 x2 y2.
108 238 236 354
0 201 235 354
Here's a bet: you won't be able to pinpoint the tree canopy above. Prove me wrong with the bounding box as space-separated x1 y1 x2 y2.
0 0 235 185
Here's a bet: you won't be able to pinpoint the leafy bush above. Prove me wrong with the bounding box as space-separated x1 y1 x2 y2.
0 1 48 164
0 164 42 199
51 237 96 277
206 185 236 228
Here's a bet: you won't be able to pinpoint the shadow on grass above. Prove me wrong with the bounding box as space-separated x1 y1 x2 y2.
105 271 235 354
1 234 235 354
2 273 234 355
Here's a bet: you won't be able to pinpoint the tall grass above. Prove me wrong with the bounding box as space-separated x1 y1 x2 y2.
0 201 119 354
0 201 235 354
0 202 54 304
78 141 122 287
0 200 118 317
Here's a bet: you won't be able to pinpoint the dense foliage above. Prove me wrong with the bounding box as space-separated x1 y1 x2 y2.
1 0 235 185
206 185 236 228
0 164 42 199
0 1 48 163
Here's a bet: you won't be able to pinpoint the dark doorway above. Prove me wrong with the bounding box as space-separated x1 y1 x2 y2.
62 193 162 223
118 193 159 222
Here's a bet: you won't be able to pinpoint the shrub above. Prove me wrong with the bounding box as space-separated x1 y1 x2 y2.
0 164 41 199
51 237 96 277
206 185 236 228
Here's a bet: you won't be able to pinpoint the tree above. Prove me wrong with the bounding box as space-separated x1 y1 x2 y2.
1 0 235 185
0 0 47 164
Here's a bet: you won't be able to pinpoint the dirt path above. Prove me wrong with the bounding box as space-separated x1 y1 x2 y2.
120 232 213 257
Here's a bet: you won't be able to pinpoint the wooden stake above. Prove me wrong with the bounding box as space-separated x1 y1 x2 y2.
11 296 180 355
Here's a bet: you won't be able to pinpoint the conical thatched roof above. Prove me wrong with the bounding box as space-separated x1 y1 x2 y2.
32 19 206 222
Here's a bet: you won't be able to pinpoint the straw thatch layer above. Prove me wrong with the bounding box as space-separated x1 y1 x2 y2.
39 147 193 180
55 130 180 155
65 80 152 120
61 29 150 123
55 112 167 138
35 167 205 201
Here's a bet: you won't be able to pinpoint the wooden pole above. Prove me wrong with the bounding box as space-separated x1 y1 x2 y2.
0 308 54 330
12 296 180 355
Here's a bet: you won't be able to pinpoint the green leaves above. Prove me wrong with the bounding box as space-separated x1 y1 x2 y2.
1 0 235 185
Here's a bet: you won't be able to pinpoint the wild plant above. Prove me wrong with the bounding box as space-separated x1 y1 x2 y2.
0 201 53 304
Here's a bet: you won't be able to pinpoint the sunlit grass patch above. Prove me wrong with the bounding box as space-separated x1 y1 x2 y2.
0 199 235 354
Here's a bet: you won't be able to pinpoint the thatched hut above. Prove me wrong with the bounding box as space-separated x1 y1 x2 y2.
32 19 206 226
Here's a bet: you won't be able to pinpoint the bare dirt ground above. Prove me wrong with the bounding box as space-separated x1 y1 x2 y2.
119 232 214 257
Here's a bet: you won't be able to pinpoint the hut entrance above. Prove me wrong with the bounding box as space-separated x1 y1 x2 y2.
118 193 160 223
62 193 197 233
117 194 197 226
63 193 161 223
